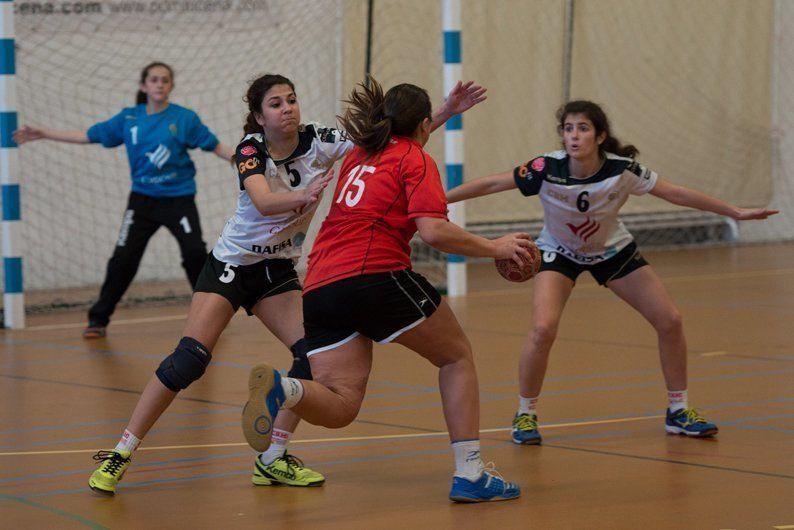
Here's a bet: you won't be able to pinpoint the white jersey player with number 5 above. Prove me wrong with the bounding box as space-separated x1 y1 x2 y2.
214 123 351 265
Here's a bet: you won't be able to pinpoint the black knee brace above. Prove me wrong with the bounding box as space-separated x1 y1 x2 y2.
287 338 313 380
155 337 212 392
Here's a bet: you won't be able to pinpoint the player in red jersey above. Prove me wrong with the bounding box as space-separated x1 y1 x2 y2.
240 78 533 503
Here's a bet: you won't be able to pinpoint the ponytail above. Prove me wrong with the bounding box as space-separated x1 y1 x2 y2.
338 77 391 153
339 76 431 154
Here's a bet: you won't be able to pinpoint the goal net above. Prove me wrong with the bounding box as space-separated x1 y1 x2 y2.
4 0 792 315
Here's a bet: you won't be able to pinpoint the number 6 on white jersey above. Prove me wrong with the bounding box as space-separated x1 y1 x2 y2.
337 165 375 207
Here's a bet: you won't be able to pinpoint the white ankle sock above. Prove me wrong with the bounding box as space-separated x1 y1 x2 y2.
518 395 539 416
451 439 484 480
280 377 304 409
114 429 141 453
259 429 291 464
668 389 688 412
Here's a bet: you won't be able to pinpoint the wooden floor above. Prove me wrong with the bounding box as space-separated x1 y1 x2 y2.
1 243 793 529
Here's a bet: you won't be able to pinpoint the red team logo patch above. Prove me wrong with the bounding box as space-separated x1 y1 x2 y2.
531 158 545 172
240 146 257 156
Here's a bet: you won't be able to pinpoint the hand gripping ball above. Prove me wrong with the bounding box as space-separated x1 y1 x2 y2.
495 241 541 282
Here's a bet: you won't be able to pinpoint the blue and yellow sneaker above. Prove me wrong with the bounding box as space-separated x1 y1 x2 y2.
511 413 542 445
242 363 285 452
252 453 325 487
665 408 719 437
449 464 521 503
88 450 131 496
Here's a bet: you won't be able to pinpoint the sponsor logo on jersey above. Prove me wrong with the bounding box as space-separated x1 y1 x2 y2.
317 128 338 143
238 157 260 173
555 245 606 263
546 174 566 184
169 123 178 136
252 238 293 255
240 145 257 156
531 157 545 172
608 192 618 201
566 217 600 242
542 251 556 263
311 159 327 169
547 189 568 202
145 144 171 169
627 161 651 180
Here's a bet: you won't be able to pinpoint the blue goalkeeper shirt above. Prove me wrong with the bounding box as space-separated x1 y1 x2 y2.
86 103 219 198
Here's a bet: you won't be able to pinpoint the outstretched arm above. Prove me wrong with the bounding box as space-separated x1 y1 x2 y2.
446 170 516 204
430 80 487 132
13 125 89 145
213 142 235 163
650 177 779 221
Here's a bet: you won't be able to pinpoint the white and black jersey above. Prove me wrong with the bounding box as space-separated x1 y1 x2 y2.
212 123 353 265
513 150 658 264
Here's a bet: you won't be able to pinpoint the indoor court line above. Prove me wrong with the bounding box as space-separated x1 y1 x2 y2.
24 314 188 331
0 413 663 458
16 266 794 333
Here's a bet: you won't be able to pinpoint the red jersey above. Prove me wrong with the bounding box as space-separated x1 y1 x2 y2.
304 136 448 292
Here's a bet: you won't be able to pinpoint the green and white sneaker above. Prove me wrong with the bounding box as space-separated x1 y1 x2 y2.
252 453 325 487
88 450 131 495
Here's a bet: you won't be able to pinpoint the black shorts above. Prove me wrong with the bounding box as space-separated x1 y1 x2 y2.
302 269 442 356
539 242 649 286
194 252 301 315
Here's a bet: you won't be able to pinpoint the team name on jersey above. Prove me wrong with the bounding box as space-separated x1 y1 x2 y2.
252 239 293 255
555 245 618 263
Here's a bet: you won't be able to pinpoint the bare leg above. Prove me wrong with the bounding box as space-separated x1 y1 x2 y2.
608 266 687 391
251 291 305 435
290 335 373 428
392 301 479 441
518 271 575 398
126 292 235 438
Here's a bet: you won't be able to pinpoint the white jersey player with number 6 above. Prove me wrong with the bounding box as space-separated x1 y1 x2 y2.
447 99 778 446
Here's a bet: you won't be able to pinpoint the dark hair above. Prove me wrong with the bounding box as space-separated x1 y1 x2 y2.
556 100 638 158
338 76 432 154
136 62 174 105
242 74 296 135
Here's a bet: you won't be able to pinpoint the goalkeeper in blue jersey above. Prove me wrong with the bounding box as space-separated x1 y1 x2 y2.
14 62 234 338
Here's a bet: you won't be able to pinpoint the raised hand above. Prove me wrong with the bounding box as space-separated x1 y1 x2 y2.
443 80 487 115
298 168 335 213
493 232 534 266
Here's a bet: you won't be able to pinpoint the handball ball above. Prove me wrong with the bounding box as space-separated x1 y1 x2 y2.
495 242 541 282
